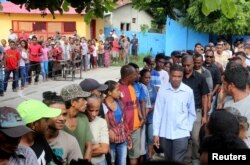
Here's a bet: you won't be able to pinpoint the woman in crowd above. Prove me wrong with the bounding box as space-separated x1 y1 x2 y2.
103 80 132 165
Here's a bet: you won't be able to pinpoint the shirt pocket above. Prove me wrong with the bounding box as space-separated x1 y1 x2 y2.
176 101 189 130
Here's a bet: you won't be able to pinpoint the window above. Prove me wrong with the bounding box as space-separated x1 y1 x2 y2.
64 22 76 32
12 21 76 39
120 23 125 31
120 23 130 31
48 22 61 32
33 22 46 32
126 23 130 31
132 18 136 23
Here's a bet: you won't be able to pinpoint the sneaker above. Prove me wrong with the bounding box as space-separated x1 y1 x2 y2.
34 82 38 85
13 88 18 92
0 91 4 96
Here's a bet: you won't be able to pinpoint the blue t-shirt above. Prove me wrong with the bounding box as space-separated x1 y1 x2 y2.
147 83 158 124
114 101 123 123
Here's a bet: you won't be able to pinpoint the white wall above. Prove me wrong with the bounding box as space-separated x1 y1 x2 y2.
105 4 153 32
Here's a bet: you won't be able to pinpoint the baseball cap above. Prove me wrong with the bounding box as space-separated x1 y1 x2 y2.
79 78 108 92
61 84 91 101
0 107 32 137
16 99 61 124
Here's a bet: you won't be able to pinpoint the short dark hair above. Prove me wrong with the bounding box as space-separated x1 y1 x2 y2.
170 64 183 73
207 110 240 136
140 69 150 78
155 53 165 61
32 36 37 40
224 65 249 91
195 42 202 47
186 50 195 56
120 65 134 78
193 52 203 59
170 50 181 57
143 56 153 65
104 80 118 95
128 62 139 70
42 91 64 106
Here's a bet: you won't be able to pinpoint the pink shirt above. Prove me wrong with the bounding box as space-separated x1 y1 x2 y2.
42 47 49 61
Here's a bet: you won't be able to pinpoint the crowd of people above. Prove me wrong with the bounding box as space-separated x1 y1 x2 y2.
1 35 250 165
0 28 139 97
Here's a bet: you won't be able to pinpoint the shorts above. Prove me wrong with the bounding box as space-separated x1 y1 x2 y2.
132 49 138 56
112 51 119 58
128 128 141 159
140 125 146 155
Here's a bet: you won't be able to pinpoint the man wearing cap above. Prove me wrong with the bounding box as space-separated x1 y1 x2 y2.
17 99 62 165
60 84 93 162
0 106 38 165
79 78 108 118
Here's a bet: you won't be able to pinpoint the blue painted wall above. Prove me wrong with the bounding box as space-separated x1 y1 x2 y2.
165 19 209 55
104 27 165 56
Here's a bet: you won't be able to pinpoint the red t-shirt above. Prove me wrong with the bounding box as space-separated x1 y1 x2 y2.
52 47 63 60
29 44 42 62
4 49 21 70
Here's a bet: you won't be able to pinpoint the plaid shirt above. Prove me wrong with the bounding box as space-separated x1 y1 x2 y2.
104 100 132 144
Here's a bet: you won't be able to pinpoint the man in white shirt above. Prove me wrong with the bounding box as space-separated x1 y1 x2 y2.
8 29 18 42
153 64 196 162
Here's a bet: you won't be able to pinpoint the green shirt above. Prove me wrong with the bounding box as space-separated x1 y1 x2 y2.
63 113 93 156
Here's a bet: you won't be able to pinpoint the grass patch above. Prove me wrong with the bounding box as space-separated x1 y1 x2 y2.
111 54 146 68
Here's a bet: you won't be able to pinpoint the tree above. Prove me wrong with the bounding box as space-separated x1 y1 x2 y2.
182 0 250 35
131 0 190 30
6 0 116 23
132 0 250 35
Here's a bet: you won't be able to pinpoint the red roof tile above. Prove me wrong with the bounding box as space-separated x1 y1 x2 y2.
0 2 81 15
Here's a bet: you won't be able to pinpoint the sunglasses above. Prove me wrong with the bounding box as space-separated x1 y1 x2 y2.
205 55 214 58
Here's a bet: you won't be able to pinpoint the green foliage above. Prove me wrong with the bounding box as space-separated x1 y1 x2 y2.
7 0 116 23
201 0 237 19
132 0 190 32
182 0 250 35
140 24 149 34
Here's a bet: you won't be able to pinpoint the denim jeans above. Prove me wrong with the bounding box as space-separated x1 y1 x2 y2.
94 159 107 165
110 142 127 165
0 67 4 92
25 63 30 84
4 69 19 91
40 61 48 80
19 66 26 87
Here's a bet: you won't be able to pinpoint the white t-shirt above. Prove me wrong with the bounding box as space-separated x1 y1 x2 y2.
89 117 109 164
224 95 250 136
20 50 28 67
8 33 18 41
159 70 169 86
47 130 83 165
